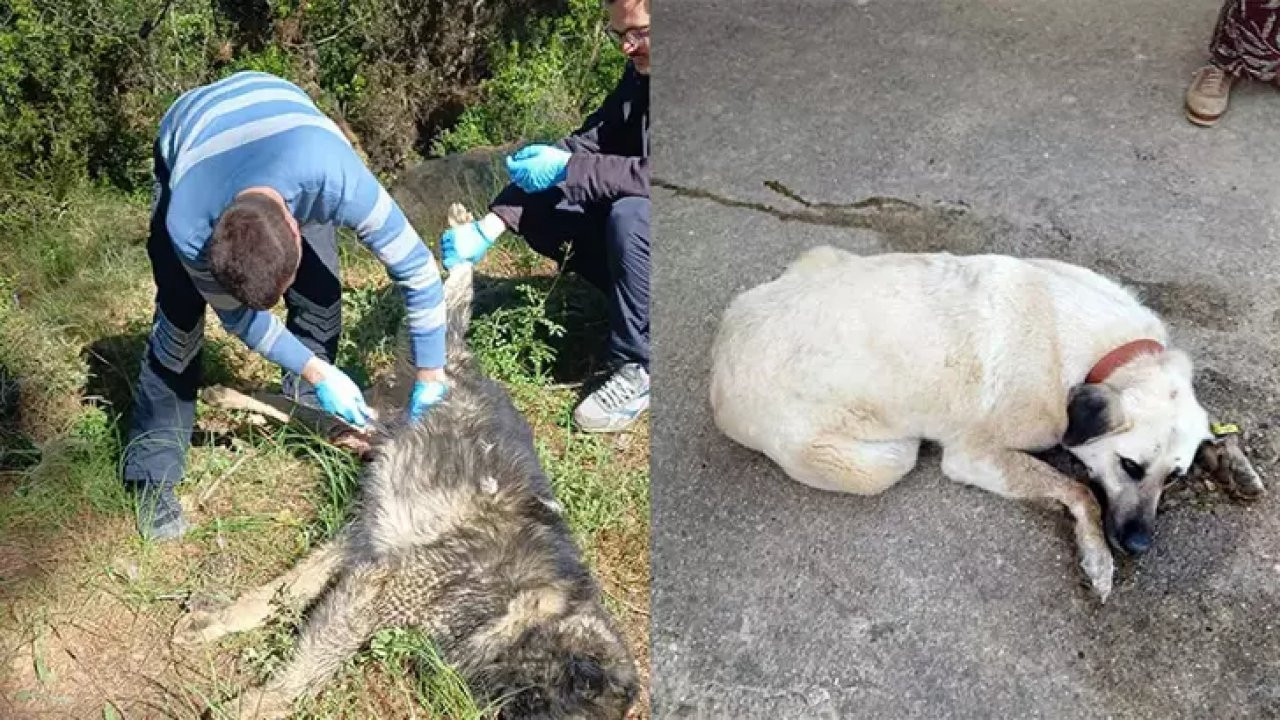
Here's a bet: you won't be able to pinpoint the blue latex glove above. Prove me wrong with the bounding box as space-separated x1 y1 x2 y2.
314 366 374 428
407 379 449 422
441 221 495 270
505 144 571 193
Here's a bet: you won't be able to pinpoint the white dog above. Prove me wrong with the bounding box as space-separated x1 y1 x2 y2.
710 246 1218 601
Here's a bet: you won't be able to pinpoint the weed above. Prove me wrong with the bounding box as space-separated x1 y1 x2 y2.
536 406 649 546
366 627 501 719
240 596 307 683
0 405 130 536
336 282 404 388
273 426 364 544
470 282 568 385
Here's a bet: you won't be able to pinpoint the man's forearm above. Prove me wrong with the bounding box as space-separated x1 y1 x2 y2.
561 154 649 205
489 183 530 234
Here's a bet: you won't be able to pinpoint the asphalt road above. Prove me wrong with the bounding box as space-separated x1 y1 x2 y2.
650 1 1280 717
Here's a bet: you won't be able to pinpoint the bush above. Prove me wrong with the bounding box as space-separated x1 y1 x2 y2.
433 0 626 153
469 283 567 385
0 0 611 196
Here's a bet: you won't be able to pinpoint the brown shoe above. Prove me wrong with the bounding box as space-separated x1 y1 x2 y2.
1185 65 1234 127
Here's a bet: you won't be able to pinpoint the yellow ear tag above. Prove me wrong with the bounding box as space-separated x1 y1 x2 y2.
1211 422 1240 437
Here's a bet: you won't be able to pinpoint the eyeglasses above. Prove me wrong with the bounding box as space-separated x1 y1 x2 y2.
604 24 649 48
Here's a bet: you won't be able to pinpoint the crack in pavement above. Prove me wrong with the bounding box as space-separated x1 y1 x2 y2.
653 176 1028 260
654 177 1263 333
653 177 966 236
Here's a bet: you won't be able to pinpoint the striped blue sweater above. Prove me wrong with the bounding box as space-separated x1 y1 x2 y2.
158 71 445 374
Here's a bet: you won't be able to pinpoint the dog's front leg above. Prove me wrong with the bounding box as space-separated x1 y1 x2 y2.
941 444 1114 602
216 562 392 718
175 532 350 646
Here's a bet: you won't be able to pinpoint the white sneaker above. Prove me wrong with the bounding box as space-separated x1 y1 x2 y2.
573 363 650 433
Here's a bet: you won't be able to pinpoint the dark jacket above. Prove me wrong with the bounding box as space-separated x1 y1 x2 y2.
490 61 650 232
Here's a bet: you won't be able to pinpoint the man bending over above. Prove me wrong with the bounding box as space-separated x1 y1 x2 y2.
125 71 449 540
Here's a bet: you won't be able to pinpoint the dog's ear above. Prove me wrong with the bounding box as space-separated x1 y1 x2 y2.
559 654 637 709
1063 383 1128 447
562 655 607 702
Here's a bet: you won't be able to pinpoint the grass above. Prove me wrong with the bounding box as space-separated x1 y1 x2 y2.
0 181 650 718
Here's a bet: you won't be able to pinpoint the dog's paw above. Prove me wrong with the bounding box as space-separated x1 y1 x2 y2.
1080 544 1115 603
447 201 476 227
328 427 374 458
1220 437 1266 500
1196 433 1266 500
173 609 229 646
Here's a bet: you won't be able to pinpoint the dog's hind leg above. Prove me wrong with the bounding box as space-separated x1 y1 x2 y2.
940 443 1114 602
783 436 921 495
220 561 393 719
173 532 350 646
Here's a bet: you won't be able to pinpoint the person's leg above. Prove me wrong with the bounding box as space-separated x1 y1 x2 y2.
122 162 207 540
509 190 604 278
282 223 341 405
572 197 651 433
1209 0 1280 81
1186 0 1279 126
556 218 612 296
601 196 650 371
507 192 650 432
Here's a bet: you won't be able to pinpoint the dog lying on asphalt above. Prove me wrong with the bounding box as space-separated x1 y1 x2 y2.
174 230 638 718
710 245 1262 602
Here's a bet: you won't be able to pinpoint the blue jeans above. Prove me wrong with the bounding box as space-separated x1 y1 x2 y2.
121 146 341 491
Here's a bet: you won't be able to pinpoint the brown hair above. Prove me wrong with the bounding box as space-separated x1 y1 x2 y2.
208 193 300 310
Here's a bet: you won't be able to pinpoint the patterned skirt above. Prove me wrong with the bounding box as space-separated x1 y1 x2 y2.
1211 0 1280 83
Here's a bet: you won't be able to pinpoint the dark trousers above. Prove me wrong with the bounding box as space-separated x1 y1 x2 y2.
1211 0 1280 84
122 148 342 491
518 193 650 370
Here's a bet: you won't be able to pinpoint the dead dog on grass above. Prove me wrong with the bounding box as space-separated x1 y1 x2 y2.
710 245 1264 602
174 226 638 718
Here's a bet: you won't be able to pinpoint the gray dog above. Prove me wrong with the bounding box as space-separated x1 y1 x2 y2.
174 242 638 719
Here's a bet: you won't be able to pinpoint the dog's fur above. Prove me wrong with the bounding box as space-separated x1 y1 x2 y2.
710 246 1221 601
175 261 638 719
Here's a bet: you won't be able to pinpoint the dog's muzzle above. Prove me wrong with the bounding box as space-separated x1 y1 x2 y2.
1114 518 1153 555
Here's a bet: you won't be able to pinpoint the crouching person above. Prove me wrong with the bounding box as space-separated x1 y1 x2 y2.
124 71 449 540
441 0 650 433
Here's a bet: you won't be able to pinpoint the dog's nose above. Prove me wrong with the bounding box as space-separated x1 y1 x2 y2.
1120 525 1153 555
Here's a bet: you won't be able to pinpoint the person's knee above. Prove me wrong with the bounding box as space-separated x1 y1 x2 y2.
605 197 650 272
286 277 342 311
520 227 566 263
291 229 342 303
606 197 651 244
149 305 206 375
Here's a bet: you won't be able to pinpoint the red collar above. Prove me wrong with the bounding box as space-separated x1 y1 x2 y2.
1085 339 1165 384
